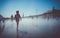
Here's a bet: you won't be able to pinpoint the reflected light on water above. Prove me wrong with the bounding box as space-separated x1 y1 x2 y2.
0 17 60 38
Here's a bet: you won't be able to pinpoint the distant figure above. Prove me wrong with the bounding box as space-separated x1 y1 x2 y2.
11 15 13 21
15 11 21 25
0 15 5 23
2 18 5 23
22 13 24 18
0 15 3 22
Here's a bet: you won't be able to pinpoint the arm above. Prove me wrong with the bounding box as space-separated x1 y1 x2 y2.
14 15 16 19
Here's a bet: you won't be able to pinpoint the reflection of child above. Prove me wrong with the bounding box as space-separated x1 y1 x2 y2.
15 11 21 25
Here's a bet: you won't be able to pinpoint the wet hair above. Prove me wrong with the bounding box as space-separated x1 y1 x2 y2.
16 11 19 14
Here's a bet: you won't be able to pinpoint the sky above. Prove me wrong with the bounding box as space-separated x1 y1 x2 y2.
0 0 60 17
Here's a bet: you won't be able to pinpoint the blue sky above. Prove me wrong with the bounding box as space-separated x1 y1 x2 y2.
0 0 60 17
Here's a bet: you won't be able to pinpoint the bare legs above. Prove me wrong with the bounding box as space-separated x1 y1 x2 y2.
16 20 19 38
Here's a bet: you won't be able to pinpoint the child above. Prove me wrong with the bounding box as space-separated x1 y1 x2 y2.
15 11 21 25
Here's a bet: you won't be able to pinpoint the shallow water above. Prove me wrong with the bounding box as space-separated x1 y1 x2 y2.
0 17 60 38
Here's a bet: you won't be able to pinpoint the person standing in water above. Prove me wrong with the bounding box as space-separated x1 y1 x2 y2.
15 11 21 25
11 15 13 21
15 11 21 38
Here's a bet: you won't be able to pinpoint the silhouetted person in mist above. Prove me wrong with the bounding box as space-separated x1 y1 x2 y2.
11 15 13 21
15 11 21 25
0 15 3 22
2 18 5 23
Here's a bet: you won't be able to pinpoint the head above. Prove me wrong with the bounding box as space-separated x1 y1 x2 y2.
16 11 19 14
